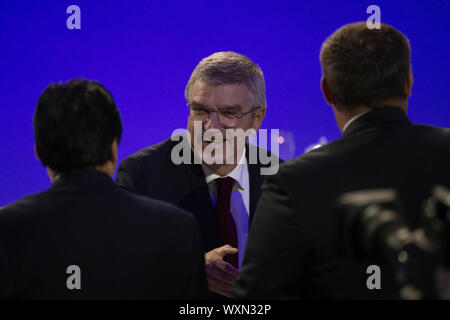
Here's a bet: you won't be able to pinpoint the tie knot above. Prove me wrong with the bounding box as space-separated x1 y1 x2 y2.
216 176 235 196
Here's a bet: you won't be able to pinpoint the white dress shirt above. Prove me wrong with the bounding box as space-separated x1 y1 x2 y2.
202 152 250 269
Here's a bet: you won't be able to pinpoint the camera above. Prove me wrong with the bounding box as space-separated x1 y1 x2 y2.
336 186 450 299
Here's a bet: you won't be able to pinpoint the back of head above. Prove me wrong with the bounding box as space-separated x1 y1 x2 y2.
34 79 122 173
185 51 267 110
320 22 411 110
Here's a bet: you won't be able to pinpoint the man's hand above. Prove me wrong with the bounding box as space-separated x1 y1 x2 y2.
205 244 239 298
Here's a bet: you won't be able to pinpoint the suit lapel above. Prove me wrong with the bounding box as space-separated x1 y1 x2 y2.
246 143 284 224
166 139 221 251
247 162 265 224
246 144 266 224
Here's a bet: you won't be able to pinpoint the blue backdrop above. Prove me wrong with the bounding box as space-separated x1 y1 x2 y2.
1 0 449 206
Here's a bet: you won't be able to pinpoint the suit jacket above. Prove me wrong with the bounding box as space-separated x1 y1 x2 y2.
0 170 208 299
234 107 450 299
116 135 282 253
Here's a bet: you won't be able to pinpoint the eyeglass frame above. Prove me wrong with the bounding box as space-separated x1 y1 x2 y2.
187 103 261 126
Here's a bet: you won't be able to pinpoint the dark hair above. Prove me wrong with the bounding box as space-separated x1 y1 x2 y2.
34 79 122 173
320 22 411 109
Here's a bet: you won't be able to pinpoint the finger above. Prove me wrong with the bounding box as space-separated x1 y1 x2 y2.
206 266 237 286
209 283 233 297
215 259 240 278
210 287 233 299
206 268 237 286
216 244 238 258
209 283 234 299
205 246 237 264
207 273 234 292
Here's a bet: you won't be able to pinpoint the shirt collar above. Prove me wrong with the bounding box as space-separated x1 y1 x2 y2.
202 151 247 191
342 112 369 133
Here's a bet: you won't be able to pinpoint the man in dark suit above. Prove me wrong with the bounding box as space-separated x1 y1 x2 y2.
0 79 207 299
234 22 450 299
116 52 281 298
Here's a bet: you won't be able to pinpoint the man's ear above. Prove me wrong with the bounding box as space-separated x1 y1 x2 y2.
405 69 414 97
321 76 336 106
34 144 40 161
110 139 118 164
252 107 266 131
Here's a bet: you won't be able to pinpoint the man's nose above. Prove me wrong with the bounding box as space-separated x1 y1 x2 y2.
204 112 222 130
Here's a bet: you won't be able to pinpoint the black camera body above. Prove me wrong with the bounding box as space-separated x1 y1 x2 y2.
336 186 450 299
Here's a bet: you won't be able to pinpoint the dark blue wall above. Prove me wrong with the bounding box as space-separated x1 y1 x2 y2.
1 0 449 206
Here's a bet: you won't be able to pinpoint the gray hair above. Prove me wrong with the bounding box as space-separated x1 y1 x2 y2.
185 51 267 110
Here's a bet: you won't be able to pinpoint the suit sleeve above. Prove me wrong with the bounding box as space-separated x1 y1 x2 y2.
185 214 209 299
234 171 304 299
115 158 148 196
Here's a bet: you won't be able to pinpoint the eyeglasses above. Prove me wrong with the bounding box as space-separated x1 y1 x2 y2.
188 103 260 127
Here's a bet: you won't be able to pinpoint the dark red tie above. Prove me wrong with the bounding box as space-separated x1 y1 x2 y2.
215 177 239 268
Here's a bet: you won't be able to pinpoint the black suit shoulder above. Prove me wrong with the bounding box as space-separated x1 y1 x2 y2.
0 176 192 226
116 137 178 198
0 172 207 299
0 181 198 255
411 124 450 150
277 122 450 180
118 137 174 178
122 137 175 166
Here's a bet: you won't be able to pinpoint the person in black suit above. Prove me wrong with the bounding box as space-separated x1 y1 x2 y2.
0 79 207 299
116 52 281 298
234 22 450 299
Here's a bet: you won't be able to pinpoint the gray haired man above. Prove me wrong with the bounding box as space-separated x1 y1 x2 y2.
116 51 281 298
